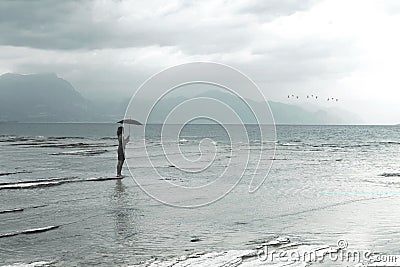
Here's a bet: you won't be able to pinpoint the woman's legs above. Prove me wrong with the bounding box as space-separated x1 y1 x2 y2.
117 160 124 176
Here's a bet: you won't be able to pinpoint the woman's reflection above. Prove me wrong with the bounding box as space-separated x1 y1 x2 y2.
111 180 138 244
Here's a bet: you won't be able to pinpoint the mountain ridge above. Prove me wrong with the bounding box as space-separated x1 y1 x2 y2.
0 73 363 124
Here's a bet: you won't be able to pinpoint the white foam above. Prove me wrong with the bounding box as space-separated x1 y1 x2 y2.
280 143 299 147
0 226 59 238
135 249 308 267
0 181 63 190
131 235 367 267
0 176 121 190
49 149 108 156
0 261 52 267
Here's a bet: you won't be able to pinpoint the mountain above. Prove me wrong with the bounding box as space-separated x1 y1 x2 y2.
0 73 93 122
0 73 363 124
136 89 363 125
268 101 362 125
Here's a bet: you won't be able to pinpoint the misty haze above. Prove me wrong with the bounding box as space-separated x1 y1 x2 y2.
1 1 400 267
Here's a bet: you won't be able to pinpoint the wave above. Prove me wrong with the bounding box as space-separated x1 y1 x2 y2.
0 180 66 190
279 143 299 147
84 176 125 182
136 237 339 267
35 142 113 149
374 141 400 145
100 137 115 140
0 205 47 216
0 137 35 143
0 177 75 186
47 136 85 140
49 149 108 156
2 177 83 191
0 208 24 214
274 142 385 153
3 139 114 149
0 261 54 267
0 170 32 177
0 225 59 239
379 173 400 177
0 136 84 141
0 176 123 190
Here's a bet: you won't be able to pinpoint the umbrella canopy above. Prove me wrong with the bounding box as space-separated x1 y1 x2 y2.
117 119 142 125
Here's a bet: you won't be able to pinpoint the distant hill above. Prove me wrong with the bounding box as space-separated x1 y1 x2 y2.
0 73 363 124
132 89 363 125
0 73 93 122
268 101 362 125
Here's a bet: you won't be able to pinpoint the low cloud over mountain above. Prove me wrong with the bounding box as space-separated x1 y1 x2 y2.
0 73 362 124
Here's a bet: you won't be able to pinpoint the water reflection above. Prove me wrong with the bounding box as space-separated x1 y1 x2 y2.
111 180 139 243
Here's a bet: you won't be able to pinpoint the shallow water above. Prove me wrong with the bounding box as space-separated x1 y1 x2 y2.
1 123 400 266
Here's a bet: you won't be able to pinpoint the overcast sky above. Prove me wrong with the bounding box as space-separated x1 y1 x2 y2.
1 0 400 124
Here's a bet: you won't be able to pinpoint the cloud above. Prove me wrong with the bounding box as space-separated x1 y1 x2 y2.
0 1 90 49
237 0 318 17
1 0 400 123
0 0 319 52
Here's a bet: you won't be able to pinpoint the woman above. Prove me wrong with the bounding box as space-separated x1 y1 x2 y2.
117 126 129 177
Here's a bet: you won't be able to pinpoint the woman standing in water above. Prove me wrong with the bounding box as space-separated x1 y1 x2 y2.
117 126 129 177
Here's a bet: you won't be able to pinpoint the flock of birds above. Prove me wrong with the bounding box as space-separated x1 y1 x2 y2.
287 94 339 102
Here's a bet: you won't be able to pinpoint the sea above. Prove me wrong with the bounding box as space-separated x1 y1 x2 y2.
1 123 400 267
